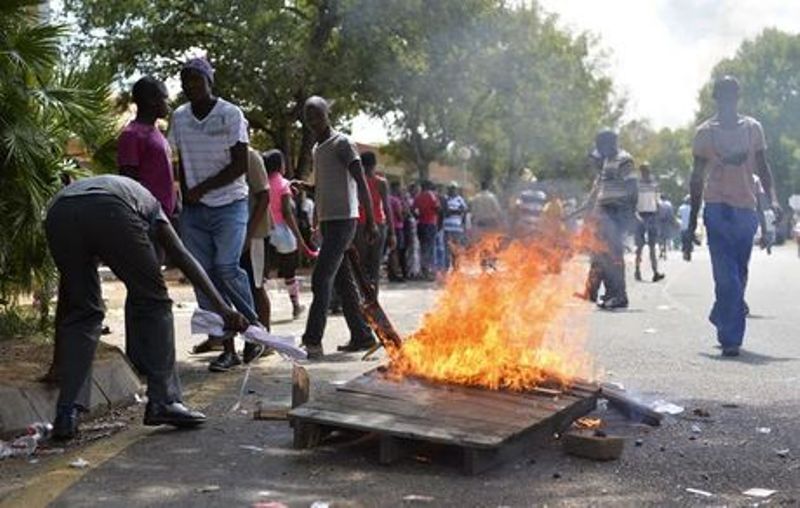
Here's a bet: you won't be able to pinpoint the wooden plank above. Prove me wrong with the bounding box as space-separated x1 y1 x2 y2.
293 391 519 444
601 385 662 427
339 373 584 422
291 405 503 447
292 365 310 408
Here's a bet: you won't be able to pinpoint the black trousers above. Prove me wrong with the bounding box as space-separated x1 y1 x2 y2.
45 195 181 410
302 219 373 346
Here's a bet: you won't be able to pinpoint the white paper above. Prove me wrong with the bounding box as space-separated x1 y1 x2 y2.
190 309 306 360
650 400 684 415
743 488 776 498
685 488 713 497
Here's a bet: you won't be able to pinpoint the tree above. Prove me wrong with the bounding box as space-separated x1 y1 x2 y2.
64 0 404 176
697 28 800 201
0 0 113 314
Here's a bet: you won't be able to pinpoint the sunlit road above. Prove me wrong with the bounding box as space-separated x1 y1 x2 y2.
7 243 800 507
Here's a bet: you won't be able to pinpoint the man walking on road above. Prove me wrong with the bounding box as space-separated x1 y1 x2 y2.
169 57 263 371
689 75 781 357
634 162 665 282
588 130 638 310
295 96 378 359
45 175 249 440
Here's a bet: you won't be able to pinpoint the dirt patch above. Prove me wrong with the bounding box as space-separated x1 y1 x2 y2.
0 338 118 388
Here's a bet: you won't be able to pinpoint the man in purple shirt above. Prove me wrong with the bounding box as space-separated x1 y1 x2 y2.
118 76 177 217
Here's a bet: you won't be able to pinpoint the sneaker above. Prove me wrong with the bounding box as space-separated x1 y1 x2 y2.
652 273 665 283
634 269 642 281
209 351 242 372
337 338 377 352
292 303 306 320
301 343 324 361
242 342 265 364
721 346 740 357
599 296 629 310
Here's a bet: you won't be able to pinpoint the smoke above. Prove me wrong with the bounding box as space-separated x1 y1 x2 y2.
539 0 800 129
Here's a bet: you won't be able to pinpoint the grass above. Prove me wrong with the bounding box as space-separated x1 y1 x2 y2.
0 305 52 342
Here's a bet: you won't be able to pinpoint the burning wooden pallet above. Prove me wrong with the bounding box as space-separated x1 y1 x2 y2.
289 369 600 474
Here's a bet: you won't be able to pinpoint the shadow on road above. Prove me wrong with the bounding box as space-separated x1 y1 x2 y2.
698 350 798 366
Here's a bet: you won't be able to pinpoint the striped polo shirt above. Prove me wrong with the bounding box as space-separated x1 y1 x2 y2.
168 98 249 207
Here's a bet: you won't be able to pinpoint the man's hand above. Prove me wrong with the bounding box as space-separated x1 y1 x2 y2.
365 220 379 245
773 202 784 224
222 309 250 332
387 232 397 251
184 186 204 205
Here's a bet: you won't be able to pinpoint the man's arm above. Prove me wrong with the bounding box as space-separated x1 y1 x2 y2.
155 220 250 331
245 190 269 251
379 179 396 250
280 194 312 256
755 150 780 212
348 159 376 238
688 156 707 239
185 142 249 203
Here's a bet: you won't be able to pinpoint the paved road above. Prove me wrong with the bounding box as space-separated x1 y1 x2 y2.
4 243 800 506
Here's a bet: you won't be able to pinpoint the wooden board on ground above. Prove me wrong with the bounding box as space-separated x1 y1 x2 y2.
289 369 599 474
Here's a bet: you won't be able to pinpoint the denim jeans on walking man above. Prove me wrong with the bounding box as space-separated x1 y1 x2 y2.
179 199 259 323
704 202 758 348
596 205 630 301
417 223 437 277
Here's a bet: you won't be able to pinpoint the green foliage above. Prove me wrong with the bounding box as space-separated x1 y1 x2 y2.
65 0 618 186
697 28 800 201
0 0 114 312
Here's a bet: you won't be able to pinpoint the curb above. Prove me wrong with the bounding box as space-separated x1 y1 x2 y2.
0 346 142 438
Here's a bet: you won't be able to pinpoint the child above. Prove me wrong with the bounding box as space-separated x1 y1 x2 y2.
263 149 314 319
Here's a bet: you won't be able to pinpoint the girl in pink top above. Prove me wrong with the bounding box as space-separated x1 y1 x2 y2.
263 150 315 319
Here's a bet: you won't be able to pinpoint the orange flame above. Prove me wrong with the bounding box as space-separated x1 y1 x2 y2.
389 219 599 391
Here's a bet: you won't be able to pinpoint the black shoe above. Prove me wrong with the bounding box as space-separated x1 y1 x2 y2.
599 296 628 310
209 351 242 372
301 343 324 360
242 342 265 364
721 346 741 358
337 338 377 352
292 303 306 320
652 272 665 282
52 405 79 441
634 269 642 281
144 401 206 427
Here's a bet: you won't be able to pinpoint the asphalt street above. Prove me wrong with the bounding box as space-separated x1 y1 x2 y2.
4 242 800 507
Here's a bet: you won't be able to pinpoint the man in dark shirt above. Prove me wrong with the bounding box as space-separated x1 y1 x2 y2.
45 175 249 439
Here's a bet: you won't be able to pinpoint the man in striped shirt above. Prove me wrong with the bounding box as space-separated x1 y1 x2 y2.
168 57 263 371
634 162 665 282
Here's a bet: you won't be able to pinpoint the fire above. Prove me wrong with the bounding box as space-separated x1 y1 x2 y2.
389 220 598 391
575 417 603 429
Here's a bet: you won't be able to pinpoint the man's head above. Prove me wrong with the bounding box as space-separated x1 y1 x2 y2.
180 57 214 104
712 75 740 112
447 181 459 197
303 96 330 139
360 151 377 175
595 129 618 159
422 180 435 192
408 181 419 195
639 161 651 179
262 149 285 175
390 180 401 195
132 76 169 119
480 179 491 192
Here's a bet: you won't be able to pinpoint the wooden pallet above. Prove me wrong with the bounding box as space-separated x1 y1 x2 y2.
289 370 599 474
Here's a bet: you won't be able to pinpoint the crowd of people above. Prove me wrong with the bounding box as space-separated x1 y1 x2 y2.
43 57 780 441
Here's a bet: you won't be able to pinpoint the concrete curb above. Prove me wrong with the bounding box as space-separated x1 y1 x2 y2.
0 346 142 438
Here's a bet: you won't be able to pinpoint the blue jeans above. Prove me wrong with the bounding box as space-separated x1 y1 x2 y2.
704 203 758 348
418 223 437 275
180 200 258 323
